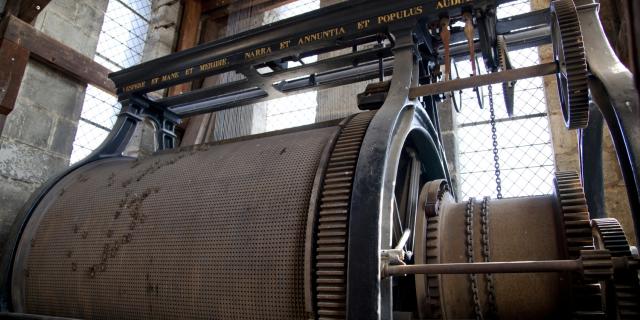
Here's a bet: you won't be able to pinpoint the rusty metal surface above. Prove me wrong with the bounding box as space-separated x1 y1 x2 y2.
12 126 339 319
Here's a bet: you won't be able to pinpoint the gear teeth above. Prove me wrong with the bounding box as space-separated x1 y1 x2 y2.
591 218 632 256
554 171 604 318
591 218 640 319
550 0 590 129
497 35 516 117
314 111 375 319
425 215 442 318
580 249 613 281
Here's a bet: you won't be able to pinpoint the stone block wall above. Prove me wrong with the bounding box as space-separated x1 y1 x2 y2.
0 0 109 252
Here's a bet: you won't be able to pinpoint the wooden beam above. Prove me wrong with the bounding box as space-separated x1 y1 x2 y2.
168 0 202 97
0 38 29 115
2 15 116 94
2 0 50 22
18 0 50 23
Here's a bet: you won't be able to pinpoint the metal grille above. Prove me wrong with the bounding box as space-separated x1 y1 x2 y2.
454 0 555 199
17 126 338 319
71 0 152 163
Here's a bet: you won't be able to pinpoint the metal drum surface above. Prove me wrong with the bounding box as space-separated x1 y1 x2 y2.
11 125 340 319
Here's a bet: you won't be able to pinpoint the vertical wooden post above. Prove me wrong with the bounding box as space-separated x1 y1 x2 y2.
0 38 29 132
168 0 202 97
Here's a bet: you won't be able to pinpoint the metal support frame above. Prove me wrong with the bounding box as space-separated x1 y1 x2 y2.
575 0 640 246
579 103 605 219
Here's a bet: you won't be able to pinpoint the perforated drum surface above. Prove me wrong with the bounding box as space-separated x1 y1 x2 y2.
13 126 339 319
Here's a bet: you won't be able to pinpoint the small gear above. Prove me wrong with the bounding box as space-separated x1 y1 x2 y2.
580 249 613 281
550 0 590 129
591 218 632 256
554 171 605 318
591 218 640 319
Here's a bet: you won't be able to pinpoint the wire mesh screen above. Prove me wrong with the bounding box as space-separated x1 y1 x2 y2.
453 0 555 199
70 0 152 163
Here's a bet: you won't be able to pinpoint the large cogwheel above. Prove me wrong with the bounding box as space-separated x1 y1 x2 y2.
550 0 590 129
554 171 604 318
314 111 375 319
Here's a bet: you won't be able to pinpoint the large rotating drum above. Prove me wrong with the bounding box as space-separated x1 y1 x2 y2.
8 113 376 319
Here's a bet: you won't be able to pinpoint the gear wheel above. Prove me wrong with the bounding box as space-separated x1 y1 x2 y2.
592 218 640 319
314 111 375 319
550 0 590 129
422 182 453 319
414 180 451 319
497 35 515 117
580 249 613 281
554 171 605 318
592 218 632 257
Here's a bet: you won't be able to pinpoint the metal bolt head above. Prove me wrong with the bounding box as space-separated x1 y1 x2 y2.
36 5 41 10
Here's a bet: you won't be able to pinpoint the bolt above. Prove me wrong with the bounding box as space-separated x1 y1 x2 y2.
36 5 41 10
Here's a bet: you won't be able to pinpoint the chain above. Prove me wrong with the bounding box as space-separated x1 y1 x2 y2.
481 197 498 319
488 85 503 199
465 198 483 320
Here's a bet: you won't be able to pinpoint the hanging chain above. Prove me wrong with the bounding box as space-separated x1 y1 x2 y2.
465 198 483 320
481 197 498 319
488 85 503 199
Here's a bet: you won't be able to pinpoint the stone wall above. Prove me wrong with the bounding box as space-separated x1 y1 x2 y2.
0 0 109 251
0 0 181 252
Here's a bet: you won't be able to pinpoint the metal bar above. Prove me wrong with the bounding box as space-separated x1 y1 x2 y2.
394 229 411 251
577 0 640 246
579 103 606 219
458 112 547 128
409 62 557 98
384 259 580 277
110 0 533 97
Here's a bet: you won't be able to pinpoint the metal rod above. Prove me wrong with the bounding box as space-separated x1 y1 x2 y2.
409 62 558 98
458 112 548 128
394 229 411 251
384 259 580 277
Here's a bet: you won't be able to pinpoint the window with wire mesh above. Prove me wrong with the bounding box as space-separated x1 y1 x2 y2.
454 0 555 199
261 0 321 132
227 0 363 136
70 0 152 163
